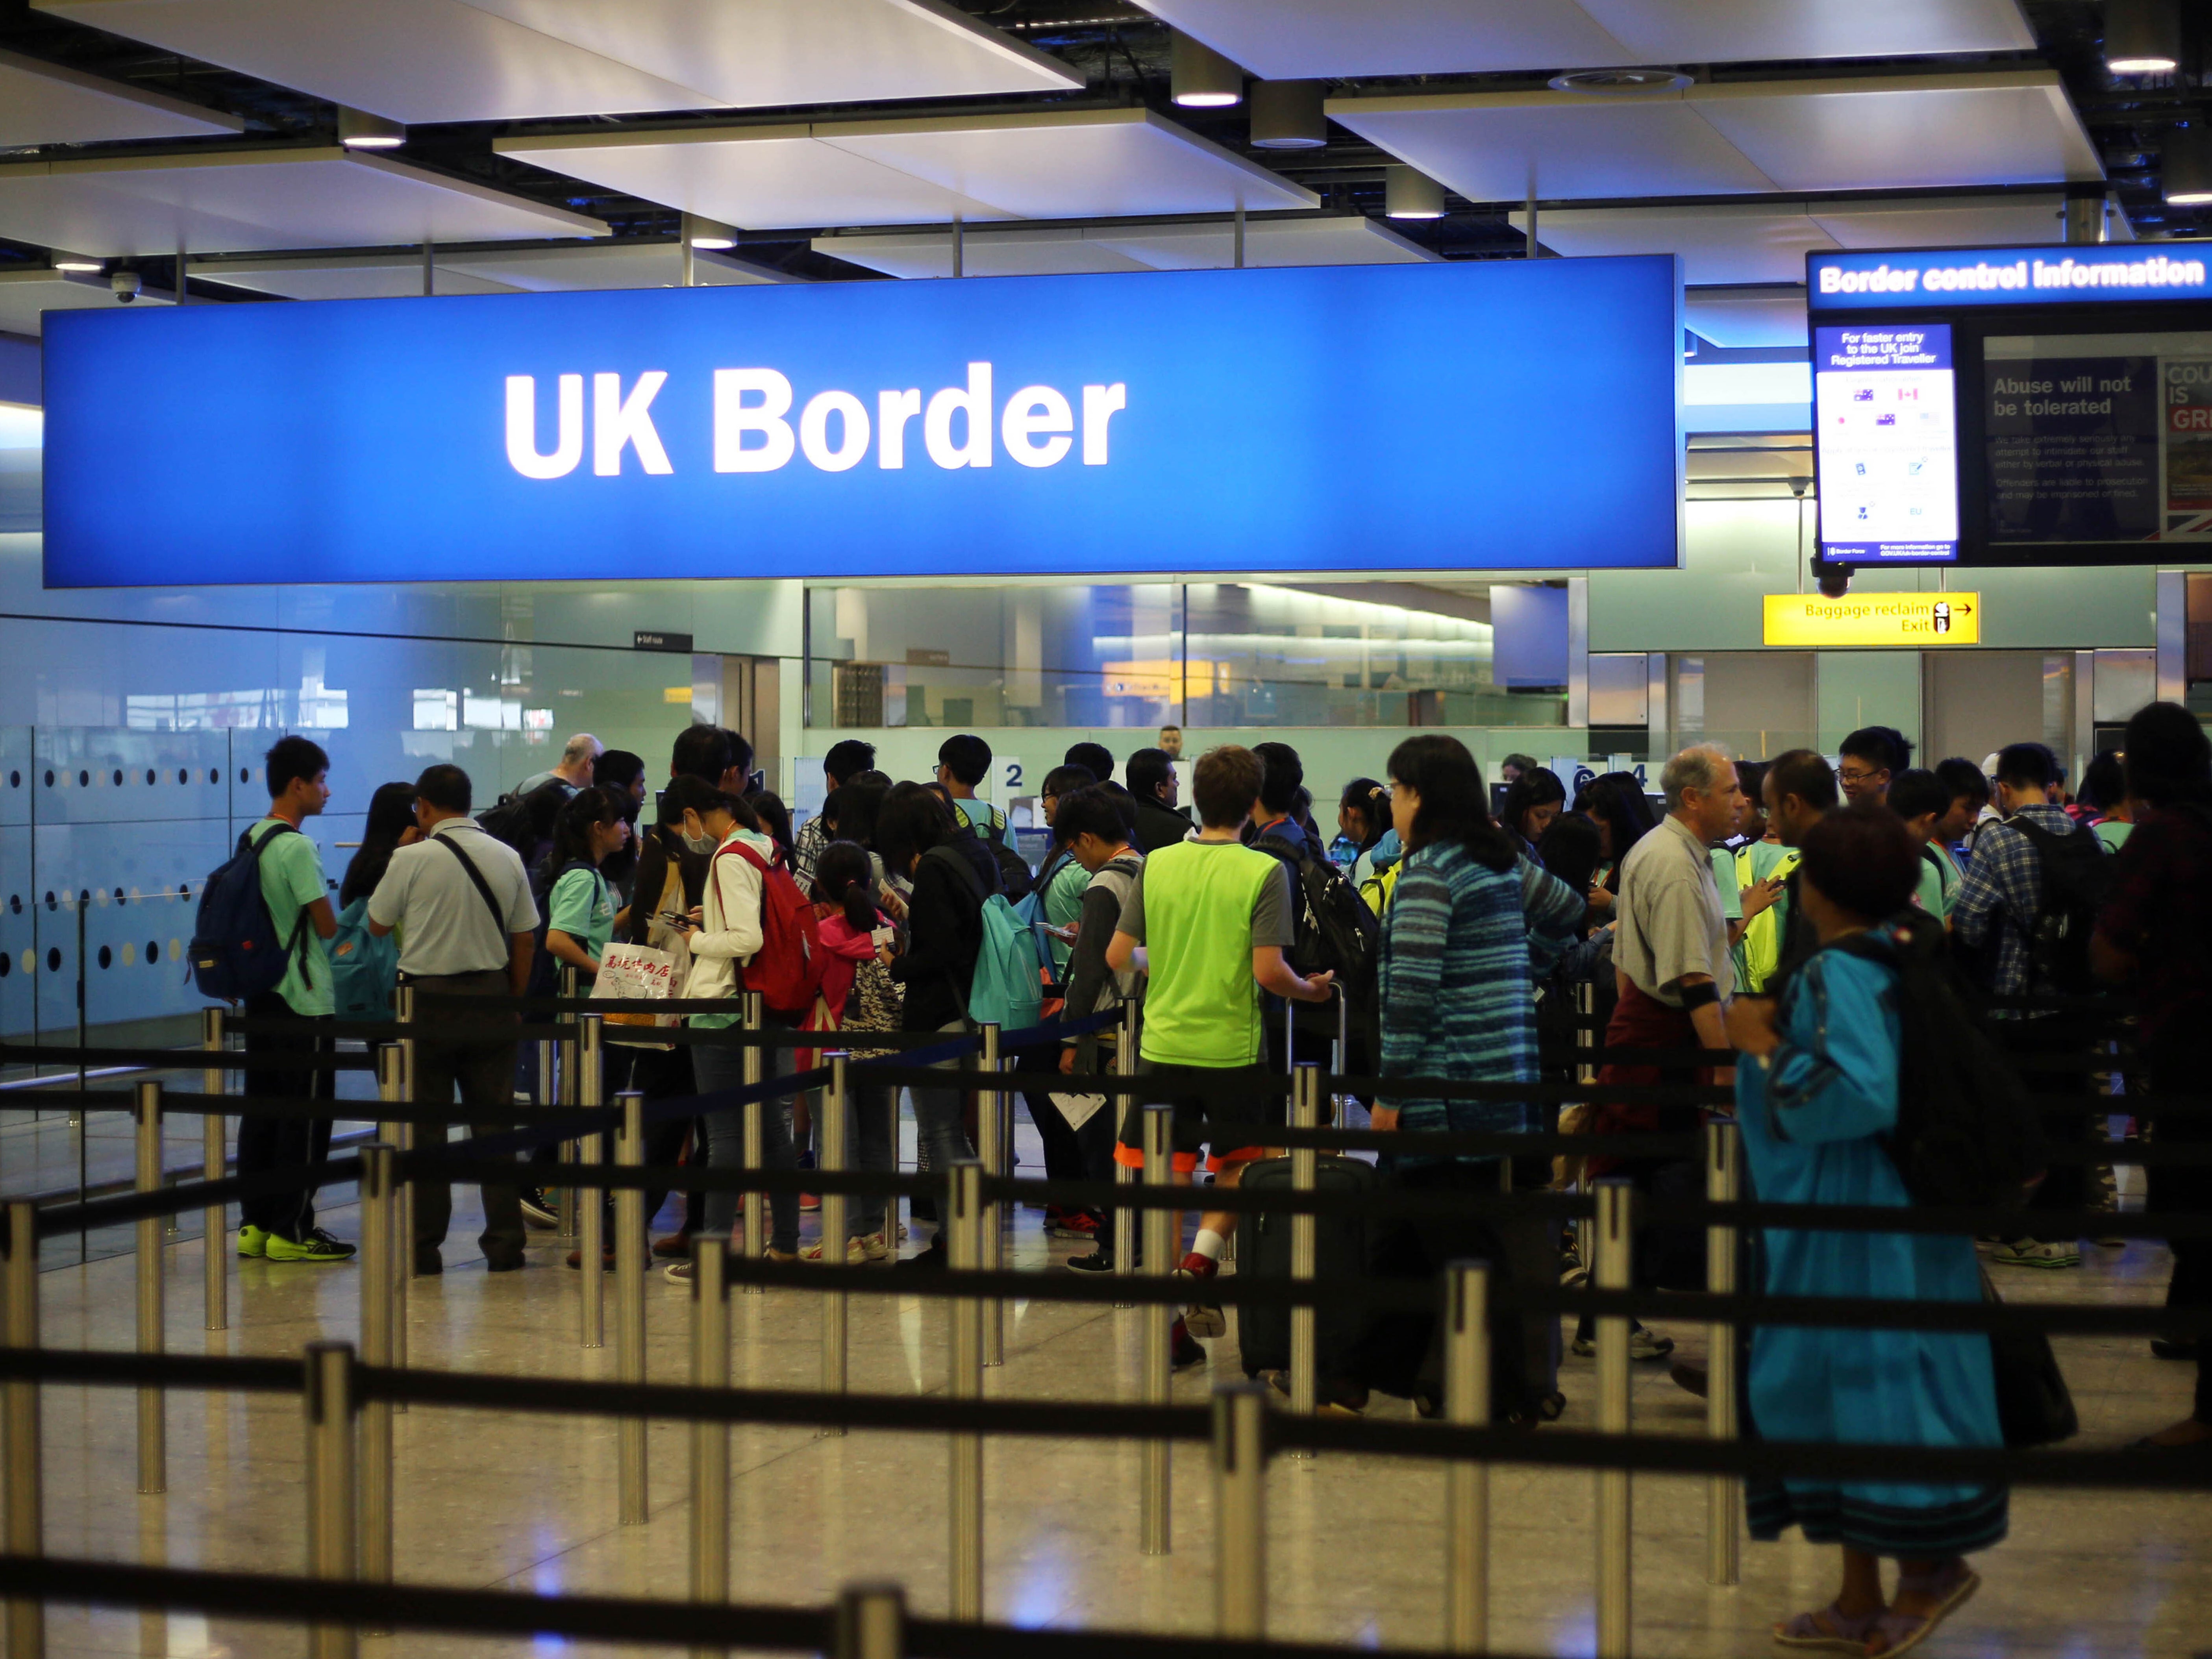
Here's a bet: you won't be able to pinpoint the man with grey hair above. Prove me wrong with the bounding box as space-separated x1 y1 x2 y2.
517 732 603 800
1577 742 1742 1362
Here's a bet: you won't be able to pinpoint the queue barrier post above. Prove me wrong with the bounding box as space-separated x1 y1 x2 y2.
835 1582 906 1659
579 1014 606 1347
1594 1179 1634 1659
3 1202 44 1659
615 1086 649 1526
555 965 579 1246
1443 1260 1490 1654
741 993 766 1284
303 1341 357 1659
1212 1382 1268 1640
1287 1062 1321 1452
946 1160 986 1621
393 984 417 1389
1140 1099 1174 1557
977 1024 1004 1369
374 1044 411 1411
1114 998 1139 1304
1705 1120 1742 1588
133 1081 165 1497
1574 982 1596 1274
820 1053 850 1424
357 1144 399 1604
689 1235 731 1658
199 1008 227 1333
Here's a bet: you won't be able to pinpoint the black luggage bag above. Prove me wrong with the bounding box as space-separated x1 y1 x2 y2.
1234 1153 1379 1377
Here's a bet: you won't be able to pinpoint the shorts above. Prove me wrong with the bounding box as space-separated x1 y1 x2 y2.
1113 1059 1273 1174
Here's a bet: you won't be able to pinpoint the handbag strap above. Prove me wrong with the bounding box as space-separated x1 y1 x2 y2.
434 832 511 959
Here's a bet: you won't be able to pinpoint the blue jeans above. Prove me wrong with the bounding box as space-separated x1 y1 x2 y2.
833 1083 899 1239
694 1041 798 1254
909 1063 973 1226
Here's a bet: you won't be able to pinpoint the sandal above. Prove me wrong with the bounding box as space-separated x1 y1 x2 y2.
1867 1565 1979 1659
1773 1602 1881 1651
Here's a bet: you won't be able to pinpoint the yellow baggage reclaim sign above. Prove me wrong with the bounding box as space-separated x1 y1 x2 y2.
1763 593 1980 647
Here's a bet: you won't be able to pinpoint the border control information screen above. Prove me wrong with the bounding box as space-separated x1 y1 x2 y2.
1814 323 1959 563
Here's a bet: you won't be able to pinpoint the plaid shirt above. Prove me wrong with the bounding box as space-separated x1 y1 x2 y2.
1952 803 2078 1001
790 812 829 887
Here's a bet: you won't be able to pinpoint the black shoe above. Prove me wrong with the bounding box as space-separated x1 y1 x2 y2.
413 1248 443 1276
484 1255 526 1274
910 1195 939 1225
1170 1317 1206 1370
1065 1247 1118 1274
2153 1337 2200 1362
896 1239 948 1272
518 1188 560 1230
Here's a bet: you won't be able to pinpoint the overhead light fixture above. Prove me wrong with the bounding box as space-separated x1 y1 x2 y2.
1384 165 1446 220
684 213 739 250
51 254 101 273
1249 80 1326 149
1547 67 1694 94
337 106 405 149
1170 30 1243 108
2106 0 2181 73
2165 125 2212 203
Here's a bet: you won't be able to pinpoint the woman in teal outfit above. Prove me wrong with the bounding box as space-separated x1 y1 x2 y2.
1726 803 2006 1657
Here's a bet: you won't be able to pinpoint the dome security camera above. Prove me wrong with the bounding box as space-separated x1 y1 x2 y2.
110 271 141 303
1814 557 1854 599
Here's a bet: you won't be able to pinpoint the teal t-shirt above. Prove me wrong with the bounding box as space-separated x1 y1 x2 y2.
1914 840 1960 921
2094 819 2133 854
251 817 332 1017
547 866 615 965
953 797 1005 838
1040 853 1089 971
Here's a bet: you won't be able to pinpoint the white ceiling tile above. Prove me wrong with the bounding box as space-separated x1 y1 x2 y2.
457 0 1079 108
187 253 524 300
496 126 1013 232
1327 91 1777 201
0 149 608 259
1684 289 1808 349
0 47 243 147
31 0 720 123
1093 214 1438 269
1509 203 1833 284
821 110 1317 220
1810 191 2066 249
441 241 793 289
811 226 1151 279
1689 72 2103 193
0 268 169 336
1131 0 1632 78
1581 0 2033 63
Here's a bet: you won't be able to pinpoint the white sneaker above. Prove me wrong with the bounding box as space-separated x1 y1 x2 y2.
856 1231 890 1261
1990 1237 2080 1270
800 1236 868 1263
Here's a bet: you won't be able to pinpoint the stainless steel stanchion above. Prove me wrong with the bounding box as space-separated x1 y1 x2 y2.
835 1582 905 1659
1212 1382 1268 1639
1574 984 1597 1273
741 993 766 1282
357 1144 398 1602
616 1088 649 1524
132 1081 165 1496
393 984 417 1388
820 1052 850 1425
579 1015 606 1308
1114 998 1139 1303
200 1008 227 1332
1287 1062 1320 1452
689 1235 731 1658
1594 1179 1634 1659
1704 1120 1742 1588
303 1341 357 1659
946 1160 985 1621
579 1125 605 1349
557 960 584 1247
1444 1260 1491 1654
976 1023 1004 1369
1140 1099 1174 1556
374 1044 410 1415
4 1202 43 1659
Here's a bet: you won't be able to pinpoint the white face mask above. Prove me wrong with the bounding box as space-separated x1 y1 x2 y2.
681 814 717 854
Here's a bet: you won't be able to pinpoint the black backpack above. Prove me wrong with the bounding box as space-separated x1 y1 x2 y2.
2003 815 2117 997
1829 913 2045 1209
956 803 1033 903
1251 828 1381 1009
525 856 598 999
477 780 569 864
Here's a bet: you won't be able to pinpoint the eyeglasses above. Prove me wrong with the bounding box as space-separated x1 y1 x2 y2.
1837 768 1885 786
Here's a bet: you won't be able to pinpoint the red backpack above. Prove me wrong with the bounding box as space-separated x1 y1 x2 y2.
714 839 826 1017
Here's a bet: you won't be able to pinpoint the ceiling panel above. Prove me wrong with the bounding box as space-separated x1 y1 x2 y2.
1093 215 1438 269
441 241 791 289
0 149 608 259
0 268 169 337
1693 73 2103 192
1684 289 1808 349
33 0 715 124
812 226 1150 279
0 47 243 147
1509 202 1833 283
1327 91 1775 201
821 111 1316 220
459 0 1078 108
187 253 524 300
498 125 1012 231
1810 191 2066 248
1137 0 2029 77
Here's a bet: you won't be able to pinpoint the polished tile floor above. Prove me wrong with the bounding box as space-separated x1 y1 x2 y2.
17 1116 2206 1659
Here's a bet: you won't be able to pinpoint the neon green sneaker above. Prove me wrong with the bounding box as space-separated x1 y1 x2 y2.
263 1228 357 1264
236 1224 268 1259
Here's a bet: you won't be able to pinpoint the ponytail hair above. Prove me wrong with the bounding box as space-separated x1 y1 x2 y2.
813 840 878 932
1338 777 1390 850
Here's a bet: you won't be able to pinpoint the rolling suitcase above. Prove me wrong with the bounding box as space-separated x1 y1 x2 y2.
1233 1152 1379 1378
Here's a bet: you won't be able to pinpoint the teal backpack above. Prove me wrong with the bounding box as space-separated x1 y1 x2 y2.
328 895 398 1022
1010 850 1074 982
968 893 1046 1033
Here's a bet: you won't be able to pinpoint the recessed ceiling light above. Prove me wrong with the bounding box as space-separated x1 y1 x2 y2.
337 106 405 149
2106 0 2180 74
1384 165 1446 220
2164 126 2212 204
1547 67 1695 94
51 257 101 273
684 214 739 250
1171 30 1243 108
